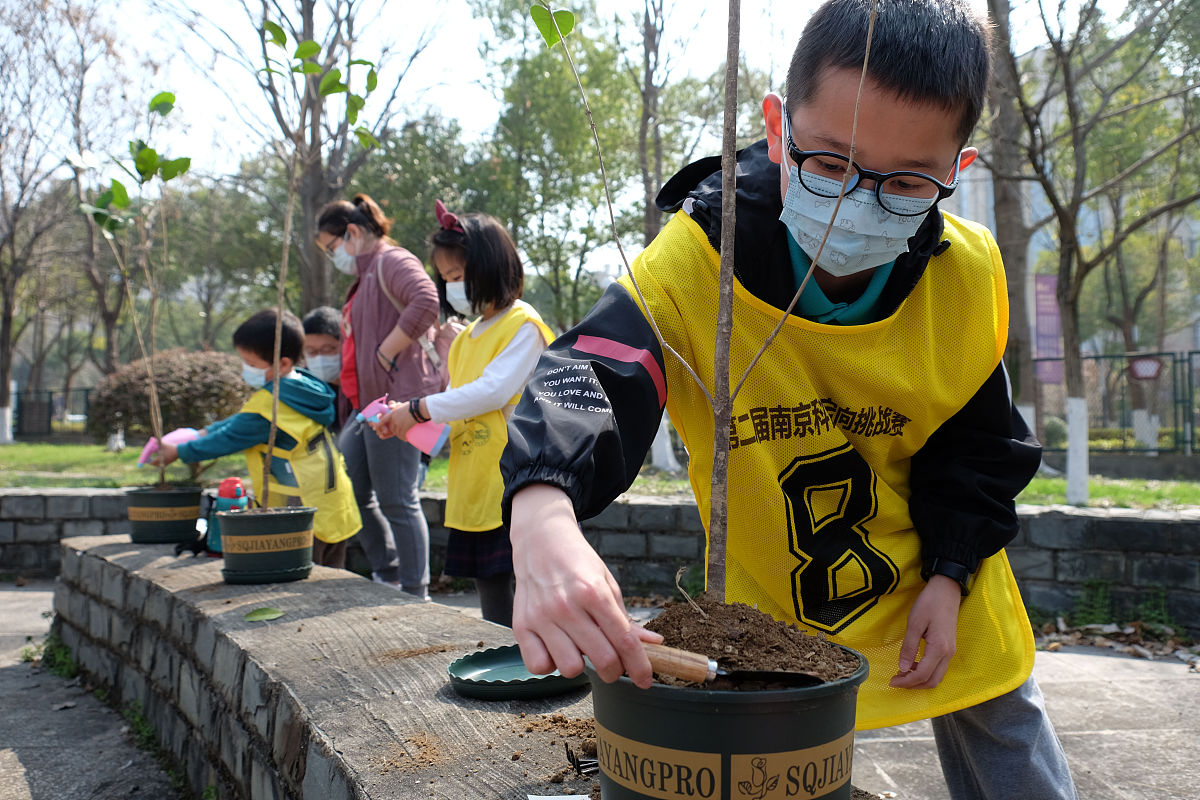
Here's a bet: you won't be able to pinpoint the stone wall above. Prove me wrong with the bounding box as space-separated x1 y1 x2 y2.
51 536 596 800
5 489 1199 634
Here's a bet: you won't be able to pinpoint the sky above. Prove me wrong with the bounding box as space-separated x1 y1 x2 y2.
130 0 1040 181
134 0 825 176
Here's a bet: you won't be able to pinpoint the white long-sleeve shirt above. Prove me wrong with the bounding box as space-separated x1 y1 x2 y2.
423 309 548 424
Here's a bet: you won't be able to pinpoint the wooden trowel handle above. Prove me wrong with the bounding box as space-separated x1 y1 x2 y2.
643 642 716 683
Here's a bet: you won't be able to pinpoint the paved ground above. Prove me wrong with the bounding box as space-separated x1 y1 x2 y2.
2 577 1197 799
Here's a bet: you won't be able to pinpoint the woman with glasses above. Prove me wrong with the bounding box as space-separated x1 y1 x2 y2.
314 193 440 599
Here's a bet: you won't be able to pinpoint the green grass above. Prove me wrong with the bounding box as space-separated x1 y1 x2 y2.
0 442 245 488
4 443 1200 509
1017 475 1200 509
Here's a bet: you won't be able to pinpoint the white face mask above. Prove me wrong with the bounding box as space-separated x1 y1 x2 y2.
444 281 474 316
306 354 341 383
331 239 357 275
241 362 267 388
779 165 928 277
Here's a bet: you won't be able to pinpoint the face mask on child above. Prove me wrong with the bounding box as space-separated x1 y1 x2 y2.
306 354 341 383
242 363 267 389
330 239 357 276
778 165 928 277
444 281 474 316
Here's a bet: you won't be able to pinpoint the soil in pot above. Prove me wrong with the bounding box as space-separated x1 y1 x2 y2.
644 598 861 688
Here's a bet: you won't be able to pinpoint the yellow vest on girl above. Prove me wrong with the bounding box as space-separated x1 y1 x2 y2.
445 301 553 531
241 389 361 543
618 212 1033 730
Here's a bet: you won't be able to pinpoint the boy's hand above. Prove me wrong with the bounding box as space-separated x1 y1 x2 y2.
371 404 416 439
510 484 663 689
149 442 179 467
889 574 962 689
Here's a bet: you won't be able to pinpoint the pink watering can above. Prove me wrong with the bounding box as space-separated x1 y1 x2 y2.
356 394 450 457
137 427 200 467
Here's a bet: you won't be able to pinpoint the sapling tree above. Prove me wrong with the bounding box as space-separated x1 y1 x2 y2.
531 0 877 600
83 91 191 487
254 22 380 506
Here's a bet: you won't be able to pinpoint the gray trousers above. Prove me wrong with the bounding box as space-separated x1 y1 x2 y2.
339 417 429 593
931 675 1078 800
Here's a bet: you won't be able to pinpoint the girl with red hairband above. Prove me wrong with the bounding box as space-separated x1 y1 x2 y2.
373 201 553 626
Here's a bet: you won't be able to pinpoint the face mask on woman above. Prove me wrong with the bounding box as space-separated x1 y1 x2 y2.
445 281 474 316
330 236 357 276
306 353 341 383
242 362 267 388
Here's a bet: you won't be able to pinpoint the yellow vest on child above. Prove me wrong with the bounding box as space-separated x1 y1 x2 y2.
445 301 553 531
618 212 1034 730
241 389 361 543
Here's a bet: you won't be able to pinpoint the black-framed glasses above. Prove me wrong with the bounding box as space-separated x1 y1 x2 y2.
783 111 960 216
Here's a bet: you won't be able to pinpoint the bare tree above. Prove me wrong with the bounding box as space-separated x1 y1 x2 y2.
995 0 1200 501
46 0 137 378
0 2 80 442
156 0 434 311
985 0 1036 422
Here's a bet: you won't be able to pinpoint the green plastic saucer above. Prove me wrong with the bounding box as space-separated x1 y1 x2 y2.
447 645 589 700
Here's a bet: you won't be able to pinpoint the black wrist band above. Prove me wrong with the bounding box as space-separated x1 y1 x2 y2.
377 347 394 370
921 557 973 596
409 397 428 423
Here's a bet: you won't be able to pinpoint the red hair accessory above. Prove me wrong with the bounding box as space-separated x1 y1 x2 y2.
435 200 464 234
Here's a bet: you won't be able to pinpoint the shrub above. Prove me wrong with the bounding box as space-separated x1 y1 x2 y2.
88 349 250 441
1042 416 1068 449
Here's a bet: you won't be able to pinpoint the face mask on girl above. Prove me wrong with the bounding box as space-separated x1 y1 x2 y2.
306 354 341 383
242 362 268 388
330 238 357 275
778 165 928 277
444 281 474 316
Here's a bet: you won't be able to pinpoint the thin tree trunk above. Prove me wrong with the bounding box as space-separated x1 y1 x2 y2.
706 0 740 601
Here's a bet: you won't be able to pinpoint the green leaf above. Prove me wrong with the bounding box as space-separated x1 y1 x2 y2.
345 94 362 124
133 146 159 182
354 126 379 149
262 21 286 47
292 62 322 75
348 58 374 67
158 157 191 181
244 607 284 622
318 69 345 95
110 179 130 208
129 139 147 160
148 91 175 116
293 40 320 60
529 5 575 48
366 68 377 92
94 191 113 210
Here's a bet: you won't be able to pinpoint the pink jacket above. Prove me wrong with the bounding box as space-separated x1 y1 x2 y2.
345 241 442 405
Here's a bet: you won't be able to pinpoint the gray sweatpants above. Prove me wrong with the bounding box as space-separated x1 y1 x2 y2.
932 675 1078 800
339 417 430 593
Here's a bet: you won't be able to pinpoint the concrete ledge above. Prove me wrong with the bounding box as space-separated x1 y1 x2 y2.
53 535 599 800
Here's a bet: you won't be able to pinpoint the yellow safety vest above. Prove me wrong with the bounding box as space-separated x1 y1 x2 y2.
618 212 1033 730
445 301 553 531
241 389 361 544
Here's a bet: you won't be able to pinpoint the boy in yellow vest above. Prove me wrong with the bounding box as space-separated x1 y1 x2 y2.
152 309 361 568
499 1 1077 797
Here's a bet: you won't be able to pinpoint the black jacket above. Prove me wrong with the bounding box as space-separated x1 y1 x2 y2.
500 140 1041 572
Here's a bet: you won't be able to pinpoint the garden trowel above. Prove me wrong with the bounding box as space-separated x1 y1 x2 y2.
643 642 825 688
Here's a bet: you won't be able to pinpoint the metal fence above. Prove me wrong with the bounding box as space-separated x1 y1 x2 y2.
11 356 1200 455
1032 352 1193 454
13 389 93 438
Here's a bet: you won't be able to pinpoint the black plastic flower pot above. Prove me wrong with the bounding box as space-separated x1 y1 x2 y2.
126 486 203 545
586 644 868 800
217 506 315 585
